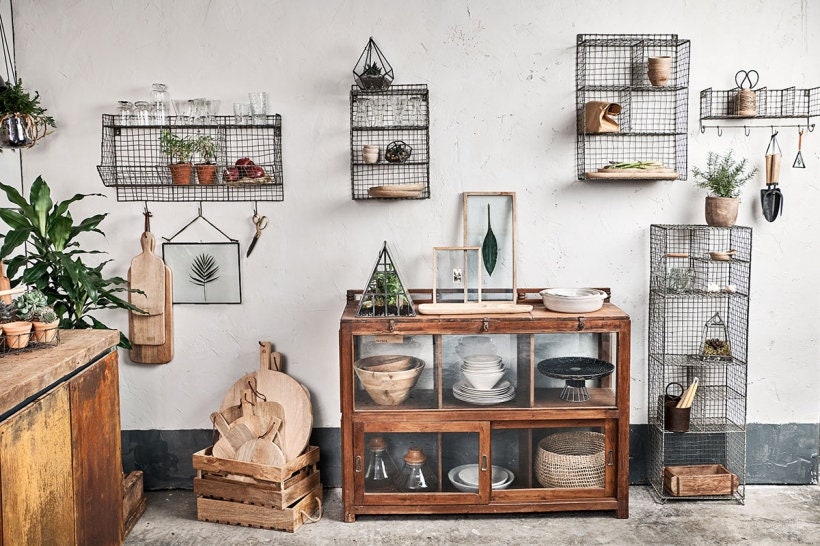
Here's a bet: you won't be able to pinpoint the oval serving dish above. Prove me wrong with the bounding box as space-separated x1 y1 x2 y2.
539 288 607 313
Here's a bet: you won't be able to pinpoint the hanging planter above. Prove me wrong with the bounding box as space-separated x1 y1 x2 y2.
353 37 394 91
0 79 55 148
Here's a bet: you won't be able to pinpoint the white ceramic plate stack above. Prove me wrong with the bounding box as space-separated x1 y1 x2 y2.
453 354 516 405
448 463 515 492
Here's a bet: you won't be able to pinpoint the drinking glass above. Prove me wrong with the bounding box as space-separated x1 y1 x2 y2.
150 83 170 125
407 95 423 125
117 101 133 125
133 101 151 125
233 102 250 125
172 99 192 124
391 95 407 126
192 98 208 124
248 92 268 124
355 97 371 127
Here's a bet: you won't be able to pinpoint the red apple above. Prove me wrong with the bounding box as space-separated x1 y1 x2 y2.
223 167 240 182
246 165 266 178
235 157 255 177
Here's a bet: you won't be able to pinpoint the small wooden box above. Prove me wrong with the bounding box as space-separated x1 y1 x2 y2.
193 445 322 532
122 471 147 538
663 464 739 496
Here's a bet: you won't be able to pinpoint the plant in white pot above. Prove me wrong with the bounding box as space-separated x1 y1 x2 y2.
692 150 758 227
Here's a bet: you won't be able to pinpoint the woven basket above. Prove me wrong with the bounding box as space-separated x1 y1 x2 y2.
535 431 605 488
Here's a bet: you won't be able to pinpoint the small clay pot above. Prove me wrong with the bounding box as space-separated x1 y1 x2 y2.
169 163 193 185
705 196 739 227
196 164 217 185
3 321 32 349
647 56 672 87
32 320 59 343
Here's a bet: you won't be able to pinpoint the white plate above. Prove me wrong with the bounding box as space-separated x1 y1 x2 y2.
448 464 515 491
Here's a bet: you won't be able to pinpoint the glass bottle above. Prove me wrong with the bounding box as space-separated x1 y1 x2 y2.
117 101 133 126
133 101 151 125
394 447 437 492
364 436 397 491
151 83 170 124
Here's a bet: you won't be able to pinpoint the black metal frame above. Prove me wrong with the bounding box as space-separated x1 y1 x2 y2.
576 34 690 181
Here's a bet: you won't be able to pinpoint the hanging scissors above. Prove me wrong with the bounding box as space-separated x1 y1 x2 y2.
734 69 759 89
246 213 268 257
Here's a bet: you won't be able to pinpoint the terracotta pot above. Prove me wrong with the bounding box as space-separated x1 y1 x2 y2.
32 320 59 343
705 196 739 227
3 321 32 349
647 56 672 87
169 163 193 185
196 164 217 185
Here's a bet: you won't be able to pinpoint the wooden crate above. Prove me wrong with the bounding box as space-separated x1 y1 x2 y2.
663 464 739 496
122 470 147 538
193 445 322 532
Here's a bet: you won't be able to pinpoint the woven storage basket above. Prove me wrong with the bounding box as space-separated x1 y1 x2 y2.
535 431 605 488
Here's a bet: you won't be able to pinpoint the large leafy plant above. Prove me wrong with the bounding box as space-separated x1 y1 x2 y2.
0 176 140 347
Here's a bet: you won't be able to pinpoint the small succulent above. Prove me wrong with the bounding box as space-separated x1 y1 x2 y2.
362 62 383 76
13 289 48 321
34 306 58 323
0 301 16 323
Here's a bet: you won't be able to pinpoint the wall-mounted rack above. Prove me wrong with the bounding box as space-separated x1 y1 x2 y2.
699 87 818 135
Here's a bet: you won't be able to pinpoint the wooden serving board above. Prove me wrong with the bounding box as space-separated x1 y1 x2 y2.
128 232 166 345
0 262 11 304
585 169 679 180
129 265 174 364
367 185 424 198
417 302 534 315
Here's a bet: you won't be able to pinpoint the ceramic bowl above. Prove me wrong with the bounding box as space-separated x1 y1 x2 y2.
462 354 502 366
708 250 735 261
461 367 504 390
354 356 425 405
539 288 607 313
448 464 515 492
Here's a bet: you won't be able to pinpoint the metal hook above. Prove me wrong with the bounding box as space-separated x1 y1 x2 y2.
716 126 723 137
744 126 751 137
253 201 258 216
808 123 816 133
143 201 149 215
700 124 706 134
197 201 203 217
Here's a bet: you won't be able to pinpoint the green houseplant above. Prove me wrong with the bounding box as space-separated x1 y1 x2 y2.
0 176 141 347
192 134 219 185
691 150 758 227
0 78 56 148
159 130 194 185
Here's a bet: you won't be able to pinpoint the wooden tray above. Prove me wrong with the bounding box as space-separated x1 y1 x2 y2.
193 445 319 488
663 464 739 496
417 302 533 315
367 184 424 198
585 170 679 180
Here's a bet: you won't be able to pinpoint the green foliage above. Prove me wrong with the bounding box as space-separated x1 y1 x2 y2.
189 253 220 301
0 79 56 127
482 204 498 276
34 306 58 323
0 176 142 347
192 134 219 164
691 151 758 198
0 301 14 323
159 130 194 163
12 288 47 321
362 62 383 76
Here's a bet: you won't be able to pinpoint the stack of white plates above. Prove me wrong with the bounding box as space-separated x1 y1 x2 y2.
448 463 515 492
453 379 516 405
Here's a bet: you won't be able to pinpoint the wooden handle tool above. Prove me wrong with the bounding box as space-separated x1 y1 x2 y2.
676 378 699 409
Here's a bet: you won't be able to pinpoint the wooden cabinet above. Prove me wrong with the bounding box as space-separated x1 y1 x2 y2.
339 290 631 521
0 330 122 545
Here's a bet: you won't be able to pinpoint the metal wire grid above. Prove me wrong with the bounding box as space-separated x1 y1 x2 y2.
700 86 820 119
576 34 690 180
647 224 750 502
647 425 746 502
350 84 430 200
97 114 284 202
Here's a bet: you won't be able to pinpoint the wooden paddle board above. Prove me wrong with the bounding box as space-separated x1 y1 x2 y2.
129 232 166 345
129 265 174 364
417 302 534 315
0 262 10 304
585 169 679 180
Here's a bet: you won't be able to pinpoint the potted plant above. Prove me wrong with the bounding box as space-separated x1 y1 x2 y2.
159 130 194 185
0 176 142 348
31 305 59 343
0 299 30 349
11 288 54 346
192 134 219 185
0 78 56 147
353 37 394 90
691 150 758 227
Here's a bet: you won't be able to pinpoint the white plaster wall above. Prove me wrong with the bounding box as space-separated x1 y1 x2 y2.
3 0 818 428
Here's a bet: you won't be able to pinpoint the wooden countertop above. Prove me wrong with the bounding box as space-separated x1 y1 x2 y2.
0 329 119 416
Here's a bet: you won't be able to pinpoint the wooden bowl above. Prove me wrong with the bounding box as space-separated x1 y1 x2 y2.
354 357 425 405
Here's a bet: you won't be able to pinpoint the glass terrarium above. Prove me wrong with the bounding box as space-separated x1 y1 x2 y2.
700 312 731 361
356 241 415 317
353 37 395 90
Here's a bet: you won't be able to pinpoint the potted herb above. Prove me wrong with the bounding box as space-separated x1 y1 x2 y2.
359 62 388 90
691 150 758 227
0 78 55 147
0 176 142 348
159 130 194 185
0 298 30 349
193 134 219 185
364 270 411 316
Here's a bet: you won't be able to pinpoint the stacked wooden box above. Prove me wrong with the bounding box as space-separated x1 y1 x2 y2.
193 445 322 532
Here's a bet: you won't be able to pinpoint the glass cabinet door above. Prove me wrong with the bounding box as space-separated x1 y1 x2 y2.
354 421 490 505
489 421 616 498
533 332 620 408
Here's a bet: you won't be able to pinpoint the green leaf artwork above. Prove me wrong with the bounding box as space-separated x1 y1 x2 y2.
189 253 221 301
482 204 498 276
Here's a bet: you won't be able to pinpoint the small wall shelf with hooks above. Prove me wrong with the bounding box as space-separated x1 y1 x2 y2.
699 87 819 135
97 114 284 202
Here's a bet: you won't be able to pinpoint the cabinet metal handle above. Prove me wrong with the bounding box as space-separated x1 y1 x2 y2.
481 455 488 471
607 450 614 466
482 319 489 332
577 317 585 331
355 455 362 472
388 320 395 332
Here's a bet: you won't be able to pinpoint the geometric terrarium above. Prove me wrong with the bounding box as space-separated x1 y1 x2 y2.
353 37 394 91
356 241 415 317
700 312 731 361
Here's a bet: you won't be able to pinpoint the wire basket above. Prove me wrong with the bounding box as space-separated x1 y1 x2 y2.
535 431 605 488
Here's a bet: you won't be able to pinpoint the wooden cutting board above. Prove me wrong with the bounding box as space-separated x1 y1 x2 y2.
417 302 534 315
0 262 11 304
585 169 679 180
129 264 174 364
129 232 166 345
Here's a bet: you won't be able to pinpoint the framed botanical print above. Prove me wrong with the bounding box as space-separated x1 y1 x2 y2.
462 192 517 302
432 246 481 303
162 242 242 304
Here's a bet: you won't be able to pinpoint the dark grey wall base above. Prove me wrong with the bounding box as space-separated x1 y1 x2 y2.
122 423 818 491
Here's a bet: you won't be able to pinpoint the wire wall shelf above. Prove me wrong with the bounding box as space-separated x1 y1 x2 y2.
97 114 284 202
350 84 430 200
647 224 751 504
699 87 819 134
576 34 690 181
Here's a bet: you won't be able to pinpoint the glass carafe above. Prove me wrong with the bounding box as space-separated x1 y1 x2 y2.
151 83 170 124
364 436 397 491
394 447 437 492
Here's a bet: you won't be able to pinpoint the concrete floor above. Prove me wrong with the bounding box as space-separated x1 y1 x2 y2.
125 486 819 545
